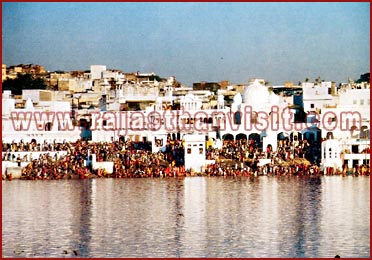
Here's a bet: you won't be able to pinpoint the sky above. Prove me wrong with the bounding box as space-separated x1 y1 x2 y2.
2 2 370 87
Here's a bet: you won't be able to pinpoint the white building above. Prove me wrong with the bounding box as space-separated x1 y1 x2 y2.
90 65 107 80
320 85 370 140
319 81 370 170
3 72 368 173
102 70 125 82
58 78 92 92
302 81 335 113
321 139 370 170
183 134 206 172
2 90 81 143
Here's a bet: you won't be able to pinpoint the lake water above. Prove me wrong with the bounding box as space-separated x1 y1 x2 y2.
2 176 370 258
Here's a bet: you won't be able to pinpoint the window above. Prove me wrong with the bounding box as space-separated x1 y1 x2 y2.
310 104 314 109
343 160 349 168
360 99 364 106
155 138 163 147
326 132 334 139
353 100 357 105
360 126 369 139
187 148 191 154
45 122 53 131
234 111 241 124
250 112 258 124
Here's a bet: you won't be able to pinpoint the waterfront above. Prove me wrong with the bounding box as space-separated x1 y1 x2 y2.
2 176 370 258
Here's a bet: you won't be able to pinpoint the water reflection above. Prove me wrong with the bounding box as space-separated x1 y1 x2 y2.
2 176 370 258
75 180 94 256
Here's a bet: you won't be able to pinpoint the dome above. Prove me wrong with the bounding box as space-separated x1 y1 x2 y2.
25 98 34 111
233 93 242 105
269 92 280 106
183 93 195 102
218 94 224 103
242 79 270 108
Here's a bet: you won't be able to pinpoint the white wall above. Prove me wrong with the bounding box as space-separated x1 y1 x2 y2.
302 82 334 112
90 65 107 80
184 134 206 172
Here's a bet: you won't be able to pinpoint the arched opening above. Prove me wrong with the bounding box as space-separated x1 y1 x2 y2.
350 125 358 138
44 122 53 131
236 133 247 141
248 133 261 149
234 111 242 125
289 131 302 142
360 125 369 139
326 132 334 139
303 132 315 143
277 132 290 145
79 118 89 128
222 133 234 141
290 132 298 142
276 132 288 148
277 132 289 140
250 112 258 124
266 144 273 158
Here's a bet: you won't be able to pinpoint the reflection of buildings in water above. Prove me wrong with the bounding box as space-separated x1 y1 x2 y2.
182 177 207 256
173 179 184 258
258 177 280 254
273 178 322 257
293 179 322 257
73 180 95 256
319 177 370 256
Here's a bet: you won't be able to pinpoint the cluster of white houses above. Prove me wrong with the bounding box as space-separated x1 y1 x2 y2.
2 65 370 173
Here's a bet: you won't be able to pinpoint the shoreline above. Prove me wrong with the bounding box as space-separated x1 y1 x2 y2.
3 169 368 181
3 139 369 181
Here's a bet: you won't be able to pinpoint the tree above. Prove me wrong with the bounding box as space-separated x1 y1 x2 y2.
356 73 370 83
315 76 321 84
2 73 47 95
149 75 163 82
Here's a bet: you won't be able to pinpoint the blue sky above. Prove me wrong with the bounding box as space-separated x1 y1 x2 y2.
2 2 370 86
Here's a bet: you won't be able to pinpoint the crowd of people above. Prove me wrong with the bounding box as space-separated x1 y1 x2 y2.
206 138 316 162
2 136 369 181
2 139 189 180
